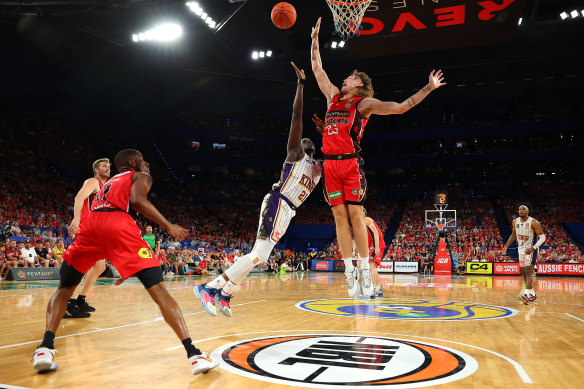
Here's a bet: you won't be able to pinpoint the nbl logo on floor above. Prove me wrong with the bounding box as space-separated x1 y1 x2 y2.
212 334 478 388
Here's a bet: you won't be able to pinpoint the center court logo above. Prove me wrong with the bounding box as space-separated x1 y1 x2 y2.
212 334 478 388
296 298 518 321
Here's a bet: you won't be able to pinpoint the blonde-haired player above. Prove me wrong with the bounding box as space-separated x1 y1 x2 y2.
502 205 545 304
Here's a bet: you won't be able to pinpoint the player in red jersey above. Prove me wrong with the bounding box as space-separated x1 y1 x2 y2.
32 149 218 375
64 158 110 318
311 17 445 297
364 208 385 298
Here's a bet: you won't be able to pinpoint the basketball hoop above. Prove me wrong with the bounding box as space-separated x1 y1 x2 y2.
437 224 445 233
325 0 373 41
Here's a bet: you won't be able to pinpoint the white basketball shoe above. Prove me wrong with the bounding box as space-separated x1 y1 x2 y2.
345 267 360 298
361 269 374 298
189 352 219 375
33 347 58 373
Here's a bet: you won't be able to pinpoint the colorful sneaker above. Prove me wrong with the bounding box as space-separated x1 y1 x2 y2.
529 294 537 302
215 291 232 317
344 268 360 298
193 284 218 316
63 305 91 319
518 294 530 305
76 300 96 312
189 352 219 375
33 347 58 373
361 269 374 298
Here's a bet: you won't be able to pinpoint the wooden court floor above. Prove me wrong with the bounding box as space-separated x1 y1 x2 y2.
1 272 583 389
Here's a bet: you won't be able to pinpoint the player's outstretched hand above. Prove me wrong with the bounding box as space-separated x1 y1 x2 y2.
312 114 324 134
114 277 126 286
291 62 306 83
167 224 189 240
311 17 321 39
429 69 446 90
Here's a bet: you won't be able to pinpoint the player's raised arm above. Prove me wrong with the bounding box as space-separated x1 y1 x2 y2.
130 172 188 240
286 62 306 161
501 221 518 256
358 70 446 117
69 178 99 235
311 17 340 102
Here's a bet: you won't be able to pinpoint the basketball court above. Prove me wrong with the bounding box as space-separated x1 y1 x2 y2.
1 272 583 388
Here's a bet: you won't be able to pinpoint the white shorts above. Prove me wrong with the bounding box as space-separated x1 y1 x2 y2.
257 193 296 244
518 247 537 267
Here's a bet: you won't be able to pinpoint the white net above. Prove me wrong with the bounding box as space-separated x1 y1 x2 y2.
325 0 373 41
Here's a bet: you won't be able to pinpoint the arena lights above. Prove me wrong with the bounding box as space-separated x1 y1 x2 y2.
132 23 183 43
186 2 217 29
560 10 583 20
251 50 272 60
330 41 345 49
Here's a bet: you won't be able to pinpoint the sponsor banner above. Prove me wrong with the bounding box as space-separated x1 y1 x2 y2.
434 241 451 275
377 261 394 273
311 260 333 271
536 263 584 275
493 262 521 275
466 276 494 289
466 262 493 275
393 274 419 284
537 278 584 293
213 334 479 388
6 267 60 281
333 260 345 272
393 261 419 273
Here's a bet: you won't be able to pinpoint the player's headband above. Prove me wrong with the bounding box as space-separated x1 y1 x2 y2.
519 204 529 211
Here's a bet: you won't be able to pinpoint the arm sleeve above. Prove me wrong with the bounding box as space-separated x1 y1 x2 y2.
533 234 546 249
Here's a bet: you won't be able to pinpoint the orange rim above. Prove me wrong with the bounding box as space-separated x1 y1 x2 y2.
327 0 371 6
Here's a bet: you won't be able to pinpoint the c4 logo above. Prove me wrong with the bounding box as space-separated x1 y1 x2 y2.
138 248 152 259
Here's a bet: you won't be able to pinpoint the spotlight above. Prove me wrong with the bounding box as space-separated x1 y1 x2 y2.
252 51 259 60
266 50 272 57
132 34 139 42
338 41 345 47
518 17 522 25
331 41 338 48
259 51 265 58
560 11 568 20
570 10 578 18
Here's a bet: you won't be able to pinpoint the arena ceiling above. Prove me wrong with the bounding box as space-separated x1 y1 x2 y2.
0 0 582 126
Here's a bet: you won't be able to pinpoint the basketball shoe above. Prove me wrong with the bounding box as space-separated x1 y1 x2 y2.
529 294 537 302
361 269 374 297
518 294 530 305
215 291 232 317
344 267 360 298
76 300 96 312
193 284 218 316
63 301 91 318
189 352 219 375
33 347 58 373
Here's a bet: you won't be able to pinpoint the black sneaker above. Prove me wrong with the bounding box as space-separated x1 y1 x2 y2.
63 306 91 318
76 300 96 312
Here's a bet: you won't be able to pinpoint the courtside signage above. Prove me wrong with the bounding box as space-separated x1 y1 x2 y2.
296 298 517 321
377 261 393 273
312 261 333 271
466 262 493 274
537 263 584 275
212 334 478 388
394 261 418 273
494 262 521 275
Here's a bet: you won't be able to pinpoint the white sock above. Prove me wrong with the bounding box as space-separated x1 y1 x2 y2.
343 258 354 273
359 256 370 271
222 280 237 296
205 275 227 289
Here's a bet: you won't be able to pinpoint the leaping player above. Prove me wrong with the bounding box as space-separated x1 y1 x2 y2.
311 17 446 297
193 62 321 317
502 205 545 304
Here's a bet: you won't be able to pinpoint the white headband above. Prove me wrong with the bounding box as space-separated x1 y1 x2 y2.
519 204 529 211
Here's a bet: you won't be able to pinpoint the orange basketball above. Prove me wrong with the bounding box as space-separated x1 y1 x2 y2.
271 2 296 30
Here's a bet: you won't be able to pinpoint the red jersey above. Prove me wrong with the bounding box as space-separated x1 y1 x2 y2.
367 219 386 251
91 171 134 212
322 94 369 155
81 179 104 219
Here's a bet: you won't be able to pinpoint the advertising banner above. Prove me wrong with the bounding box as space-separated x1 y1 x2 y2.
493 262 521 275
434 241 451 275
377 261 394 273
536 263 584 275
6 267 60 281
466 262 493 275
394 261 419 273
311 260 333 271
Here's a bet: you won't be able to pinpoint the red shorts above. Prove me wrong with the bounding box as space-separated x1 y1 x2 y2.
370 247 385 265
62 212 160 279
322 158 367 206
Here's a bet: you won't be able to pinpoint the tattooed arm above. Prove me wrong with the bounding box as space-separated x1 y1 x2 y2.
358 70 446 117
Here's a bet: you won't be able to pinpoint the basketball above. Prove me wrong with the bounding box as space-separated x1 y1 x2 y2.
271 2 296 30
